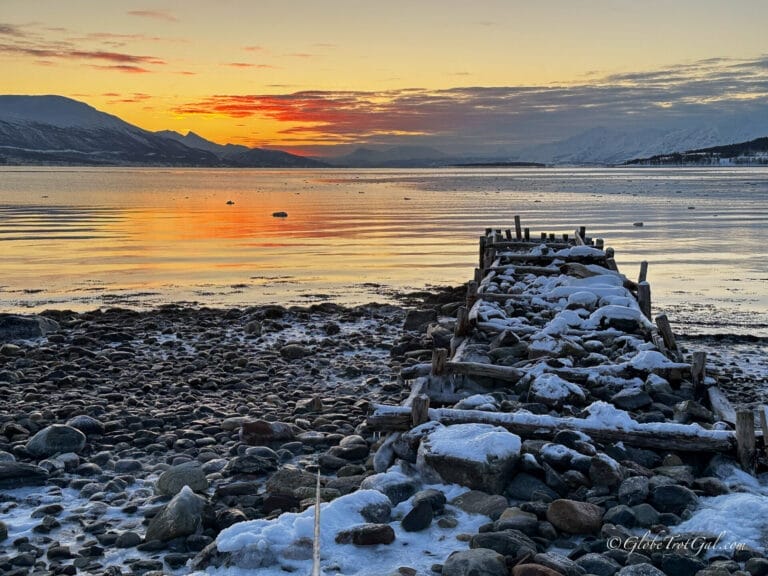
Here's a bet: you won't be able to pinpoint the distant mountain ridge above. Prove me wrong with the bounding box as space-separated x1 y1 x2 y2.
0 95 324 167
625 136 768 165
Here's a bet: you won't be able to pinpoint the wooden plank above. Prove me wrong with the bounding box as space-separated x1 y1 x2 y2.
367 405 736 452
446 360 524 383
707 384 737 426
736 410 756 472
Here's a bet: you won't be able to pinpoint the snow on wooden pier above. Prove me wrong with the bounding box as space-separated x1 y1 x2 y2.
370 221 763 470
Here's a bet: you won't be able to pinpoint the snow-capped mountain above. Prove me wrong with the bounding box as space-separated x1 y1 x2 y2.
516 119 768 165
0 96 324 167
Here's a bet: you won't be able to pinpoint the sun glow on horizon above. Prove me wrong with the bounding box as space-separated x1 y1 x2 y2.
2 0 768 154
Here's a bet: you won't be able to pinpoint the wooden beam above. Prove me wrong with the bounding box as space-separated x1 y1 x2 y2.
446 360 524 383
707 384 736 426
367 405 736 452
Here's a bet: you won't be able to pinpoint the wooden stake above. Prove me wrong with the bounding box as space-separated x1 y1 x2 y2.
514 215 522 240
637 281 652 319
466 280 479 308
595 238 604 250
579 226 586 241
411 394 431 427
479 236 487 269
736 410 756 473
655 314 679 358
524 228 530 241
638 261 649 283
431 348 448 376
455 306 470 336
574 229 586 246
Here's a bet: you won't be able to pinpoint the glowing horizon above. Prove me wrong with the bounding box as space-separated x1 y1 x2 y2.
2 0 768 155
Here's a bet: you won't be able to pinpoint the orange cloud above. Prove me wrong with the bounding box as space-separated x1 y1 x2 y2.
91 64 152 74
126 10 178 22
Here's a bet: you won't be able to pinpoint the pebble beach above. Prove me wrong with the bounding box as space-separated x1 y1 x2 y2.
1 280 768 576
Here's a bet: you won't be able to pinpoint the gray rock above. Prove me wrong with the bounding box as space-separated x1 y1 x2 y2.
0 520 7 542
650 485 698 516
360 501 392 524
66 414 105 436
335 523 395 545
114 459 143 473
0 461 48 488
618 476 649 506
470 529 538 557
418 424 521 494
280 343 310 360
575 553 621 576
617 564 666 576
115 531 142 548
360 471 418 505
450 490 509 520
610 388 653 411
631 503 661 528
0 314 60 341
412 488 447 514
401 500 433 532
25 424 86 457
265 466 316 497
603 504 636 527
442 548 507 576
145 486 209 542
745 557 768 576
403 309 438 332
660 553 706 576
156 462 209 496
589 455 623 488
506 473 559 502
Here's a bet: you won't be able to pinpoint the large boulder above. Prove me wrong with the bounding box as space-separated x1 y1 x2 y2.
25 425 86 457
145 486 209 542
418 423 521 494
442 548 508 576
0 314 60 341
529 373 585 408
0 461 49 489
403 309 438 332
650 484 698 516
156 462 209 497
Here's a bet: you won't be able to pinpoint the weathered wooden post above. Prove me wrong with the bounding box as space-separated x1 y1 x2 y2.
524 228 530 241
514 215 522 240
638 261 649 283
411 394 430 427
655 314 679 358
736 410 756 472
431 348 448 376
455 306 470 337
479 236 487 270
638 281 652 319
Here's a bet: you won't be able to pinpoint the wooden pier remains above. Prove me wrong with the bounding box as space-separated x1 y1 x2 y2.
370 219 763 472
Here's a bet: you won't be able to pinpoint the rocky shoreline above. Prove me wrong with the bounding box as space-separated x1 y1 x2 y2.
1 289 767 576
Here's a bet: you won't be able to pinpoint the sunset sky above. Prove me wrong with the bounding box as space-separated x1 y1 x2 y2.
3 0 768 155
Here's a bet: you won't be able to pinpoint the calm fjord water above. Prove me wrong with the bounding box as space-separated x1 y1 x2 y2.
1 166 767 338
